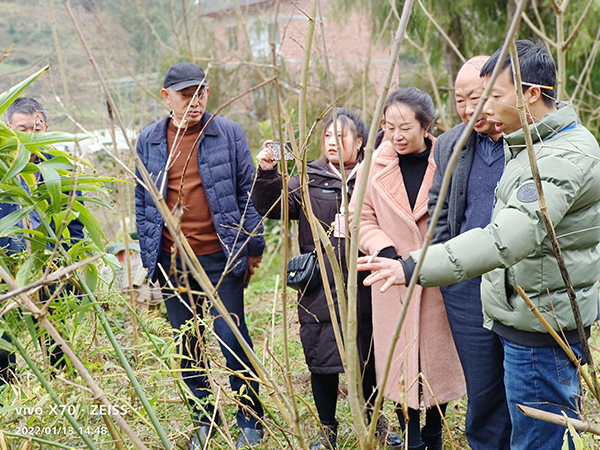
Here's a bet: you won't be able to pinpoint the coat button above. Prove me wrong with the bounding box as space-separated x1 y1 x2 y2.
325 182 329 186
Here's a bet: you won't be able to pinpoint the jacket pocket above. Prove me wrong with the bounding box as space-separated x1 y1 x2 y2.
486 268 516 313
505 268 516 309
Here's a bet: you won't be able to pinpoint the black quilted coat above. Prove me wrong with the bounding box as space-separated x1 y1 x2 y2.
252 159 373 374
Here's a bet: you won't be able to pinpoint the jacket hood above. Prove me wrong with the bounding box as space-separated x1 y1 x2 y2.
306 158 359 183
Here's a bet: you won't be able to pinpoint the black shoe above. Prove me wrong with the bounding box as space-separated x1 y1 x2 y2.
310 422 337 450
374 417 402 449
236 427 264 448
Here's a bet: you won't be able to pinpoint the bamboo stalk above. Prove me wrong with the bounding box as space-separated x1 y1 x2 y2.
517 404 600 435
1 432 84 450
0 254 103 304
101 414 127 450
346 1 419 447
59 5 175 448
1 266 151 450
315 0 368 438
269 31 309 449
9 333 99 450
107 101 140 365
514 286 596 398
509 40 600 398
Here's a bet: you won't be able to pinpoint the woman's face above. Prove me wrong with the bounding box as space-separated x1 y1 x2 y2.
383 103 428 155
323 121 362 164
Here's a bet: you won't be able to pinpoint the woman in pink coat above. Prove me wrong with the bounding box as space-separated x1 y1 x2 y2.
351 88 465 450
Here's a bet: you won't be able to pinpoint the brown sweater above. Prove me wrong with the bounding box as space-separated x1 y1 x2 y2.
161 119 221 255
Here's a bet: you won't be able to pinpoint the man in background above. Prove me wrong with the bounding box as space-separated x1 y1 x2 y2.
427 56 511 449
1 97 84 383
135 62 265 449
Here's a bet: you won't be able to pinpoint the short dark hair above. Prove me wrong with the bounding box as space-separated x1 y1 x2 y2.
321 108 369 162
480 40 556 107
383 87 436 132
6 97 47 124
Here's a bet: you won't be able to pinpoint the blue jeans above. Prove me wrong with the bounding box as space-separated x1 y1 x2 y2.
159 250 263 430
441 280 511 450
501 337 583 450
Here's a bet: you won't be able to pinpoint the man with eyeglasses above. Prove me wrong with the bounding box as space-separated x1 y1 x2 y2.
135 62 265 449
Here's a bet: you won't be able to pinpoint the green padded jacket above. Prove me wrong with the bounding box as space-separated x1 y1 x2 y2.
412 103 600 334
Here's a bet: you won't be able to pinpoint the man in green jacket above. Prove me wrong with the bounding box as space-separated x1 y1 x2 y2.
358 40 600 450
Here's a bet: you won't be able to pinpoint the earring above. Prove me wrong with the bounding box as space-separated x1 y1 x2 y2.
424 132 428 139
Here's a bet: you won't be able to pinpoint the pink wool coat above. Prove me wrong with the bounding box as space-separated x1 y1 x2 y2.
350 139 465 409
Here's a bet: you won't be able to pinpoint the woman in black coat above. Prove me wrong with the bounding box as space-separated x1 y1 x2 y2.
252 109 401 450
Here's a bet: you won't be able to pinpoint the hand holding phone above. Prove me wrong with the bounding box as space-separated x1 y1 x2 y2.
266 141 294 161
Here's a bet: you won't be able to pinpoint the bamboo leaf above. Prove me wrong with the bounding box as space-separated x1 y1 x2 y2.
15 255 36 288
85 263 98 292
71 202 105 249
23 313 38 347
0 65 49 116
0 329 14 353
0 123 15 138
2 141 30 183
15 131 85 148
36 156 73 171
0 183 32 203
102 253 121 271
38 165 61 214
0 206 34 235
563 419 587 450
73 195 113 209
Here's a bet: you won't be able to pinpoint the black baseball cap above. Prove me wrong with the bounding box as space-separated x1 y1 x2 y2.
163 62 208 91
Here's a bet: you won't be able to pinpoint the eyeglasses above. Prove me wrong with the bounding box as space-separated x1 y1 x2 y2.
521 81 554 91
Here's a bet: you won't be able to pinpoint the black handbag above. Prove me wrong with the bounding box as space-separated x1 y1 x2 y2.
286 250 320 293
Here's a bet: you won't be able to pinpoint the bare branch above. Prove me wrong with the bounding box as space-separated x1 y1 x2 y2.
570 75 600 102
0 254 104 304
515 286 597 398
531 0 548 37
517 405 600 435
417 0 466 64
521 10 558 48
564 0 595 48
570 26 600 102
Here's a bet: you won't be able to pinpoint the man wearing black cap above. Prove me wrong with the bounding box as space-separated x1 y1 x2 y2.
135 62 265 449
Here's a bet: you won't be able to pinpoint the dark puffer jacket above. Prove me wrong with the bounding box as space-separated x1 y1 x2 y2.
252 159 373 374
135 113 265 281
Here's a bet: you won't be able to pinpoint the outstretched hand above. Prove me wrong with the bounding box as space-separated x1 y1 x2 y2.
357 256 407 293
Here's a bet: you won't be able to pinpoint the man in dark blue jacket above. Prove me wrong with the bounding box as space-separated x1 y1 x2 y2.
1 97 85 384
135 62 265 449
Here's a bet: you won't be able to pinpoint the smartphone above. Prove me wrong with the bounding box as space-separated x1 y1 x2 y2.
267 141 294 161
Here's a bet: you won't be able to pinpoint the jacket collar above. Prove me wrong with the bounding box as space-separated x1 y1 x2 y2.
306 158 356 181
504 102 578 156
146 112 219 144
